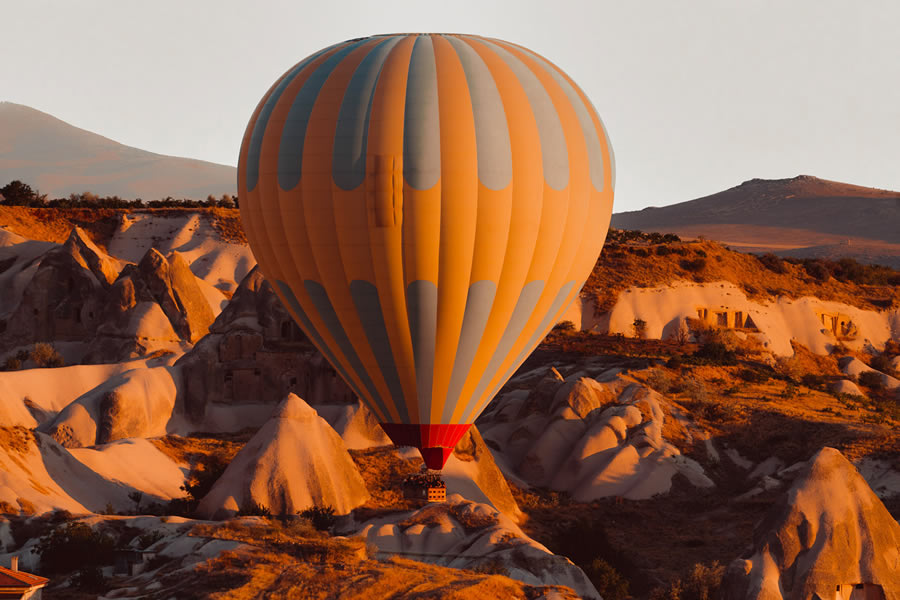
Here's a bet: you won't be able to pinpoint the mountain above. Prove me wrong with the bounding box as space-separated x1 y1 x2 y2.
612 175 900 266
0 102 236 199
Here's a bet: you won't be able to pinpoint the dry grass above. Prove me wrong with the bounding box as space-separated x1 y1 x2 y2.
206 207 247 244
0 426 35 455
50 518 580 600
150 432 250 468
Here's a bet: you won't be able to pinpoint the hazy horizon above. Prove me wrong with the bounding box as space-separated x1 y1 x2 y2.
3 1 898 212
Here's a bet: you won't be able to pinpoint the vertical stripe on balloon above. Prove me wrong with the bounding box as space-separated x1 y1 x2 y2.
246 43 339 191
278 39 370 191
333 36 404 191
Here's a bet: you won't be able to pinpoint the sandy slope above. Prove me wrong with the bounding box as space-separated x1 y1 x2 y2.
0 359 167 428
0 429 185 515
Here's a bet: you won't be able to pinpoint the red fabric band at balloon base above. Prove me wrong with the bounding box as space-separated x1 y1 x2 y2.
379 423 472 470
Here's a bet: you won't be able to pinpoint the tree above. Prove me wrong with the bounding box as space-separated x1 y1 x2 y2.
1 180 40 205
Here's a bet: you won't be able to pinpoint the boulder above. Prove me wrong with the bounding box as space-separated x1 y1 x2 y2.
720 447 900 600
831 379 865 397
43 366 179 447
196 394 370 518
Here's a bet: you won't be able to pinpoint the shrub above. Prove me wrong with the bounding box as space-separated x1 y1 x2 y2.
30 343 64 368
587 559 629 600
3 357 21 371
632 318 647 339
553 320 576 333
651 561 724 600
169 456 229 516
801 373 826 390
36 522 115 574
238 500 272 517
869 354 896 376
680 257 707 272
646 369 675 394
666 354 684 369
858 371 884 390
299 505 336 531
688 341 737 366
72 566 106 593
803 259 830 281
757 253 787 274
655 245 672 256
684 380 709 404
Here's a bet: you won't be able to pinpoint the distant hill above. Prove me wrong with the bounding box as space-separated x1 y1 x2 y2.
612 175 900 267
0 102 236 200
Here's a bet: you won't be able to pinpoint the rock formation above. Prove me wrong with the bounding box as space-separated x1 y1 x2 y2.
2 227 113 345
479 369 713 500
0 227 220 362
0 427 184 514
177 266 355 422
196 394 370 519
42 366 179 447
444 426 522 522
720 447 900 600
356 498 599 599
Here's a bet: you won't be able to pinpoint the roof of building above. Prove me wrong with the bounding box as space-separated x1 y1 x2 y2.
0 565 49 588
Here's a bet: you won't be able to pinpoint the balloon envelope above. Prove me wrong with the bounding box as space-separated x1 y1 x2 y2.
238 33 614 469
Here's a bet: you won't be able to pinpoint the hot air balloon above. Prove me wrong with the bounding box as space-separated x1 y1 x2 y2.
238 33 614 471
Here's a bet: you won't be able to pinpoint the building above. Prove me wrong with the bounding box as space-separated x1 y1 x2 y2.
0 557 48 600
831 583 887 600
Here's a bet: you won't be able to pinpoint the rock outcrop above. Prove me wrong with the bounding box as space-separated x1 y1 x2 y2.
356 498 599 599
479 368 713 500
720 447 900 600
0 226 222 362
42 366 179 447
177 266 355 423
196 394 370 519
444 426 523 522
0 427 184 515
2 227 113 345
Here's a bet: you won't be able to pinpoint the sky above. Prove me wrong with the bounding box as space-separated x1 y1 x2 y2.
3 0 899 213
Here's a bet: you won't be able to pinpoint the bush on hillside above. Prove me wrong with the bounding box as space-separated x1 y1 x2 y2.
650 561 724 600
36 522 115 574
757 253 787 274
238 500 272 517
587 559 629 600
680 257 707 273
30 342 64 368
686 341 737 366
299 505 336 531
857 371 884 390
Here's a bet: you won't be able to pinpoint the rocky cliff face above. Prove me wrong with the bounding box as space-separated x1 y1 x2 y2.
0 227 217 362
720 447 900 600
2 227 111 344
176 266 356 422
